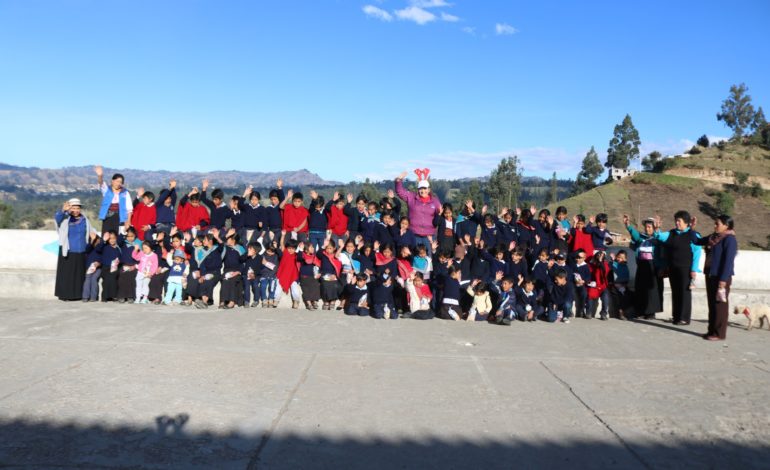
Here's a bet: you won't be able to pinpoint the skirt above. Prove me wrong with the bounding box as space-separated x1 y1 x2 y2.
320 279 341 302
55 249 86 300
101 270 119 300
149 271 169 300
220 275 244 304
117 269 137 299
185 273 201 299
300 276 321 302
634 260 662 316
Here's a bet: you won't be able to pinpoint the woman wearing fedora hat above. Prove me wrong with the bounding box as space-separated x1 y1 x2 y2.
54 198 95 300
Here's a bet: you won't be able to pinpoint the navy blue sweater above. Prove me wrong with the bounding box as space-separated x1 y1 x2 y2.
443 277 461 303
156 188 177 224
199 244 224 276
237 198 265 230
308 209 328 232
201 192 231 230
372 279 394 305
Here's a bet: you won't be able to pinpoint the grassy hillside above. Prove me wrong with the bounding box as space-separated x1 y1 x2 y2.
547 172 770 250
660 141 770 188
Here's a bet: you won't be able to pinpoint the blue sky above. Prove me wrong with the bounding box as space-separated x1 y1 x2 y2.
0 0 768 183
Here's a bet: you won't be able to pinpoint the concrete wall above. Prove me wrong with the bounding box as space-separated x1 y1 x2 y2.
1 230 768 318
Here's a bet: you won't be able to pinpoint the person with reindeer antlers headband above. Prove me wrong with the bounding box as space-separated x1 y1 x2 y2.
395 168 442 257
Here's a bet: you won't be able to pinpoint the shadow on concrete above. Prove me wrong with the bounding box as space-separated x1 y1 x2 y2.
629 318 705 337
1 417 768 469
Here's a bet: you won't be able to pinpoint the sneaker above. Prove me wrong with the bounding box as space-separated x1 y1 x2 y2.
562 318 570 324
133 299 141 304
141 299 149 304
194 299 208 309
447 309 459 321
502 317 512 326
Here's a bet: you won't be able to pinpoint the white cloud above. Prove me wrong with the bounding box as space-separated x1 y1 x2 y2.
410 0 452 8
395 5 436 24
495 23 518 35
461 26 475 35
362 5 393 21
353 147 586 182
440 12 460 22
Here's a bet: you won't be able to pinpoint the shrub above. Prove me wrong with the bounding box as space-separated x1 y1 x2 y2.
715 191 735 215
734 172 750 186
750 182 764 198
688 145 702 155
716 140 727 150
697 135 710 147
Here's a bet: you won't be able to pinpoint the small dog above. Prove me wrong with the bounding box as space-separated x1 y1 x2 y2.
733 304 770 331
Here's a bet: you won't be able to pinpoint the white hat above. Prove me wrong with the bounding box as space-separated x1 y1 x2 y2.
68 198 82 207
417 180 430 189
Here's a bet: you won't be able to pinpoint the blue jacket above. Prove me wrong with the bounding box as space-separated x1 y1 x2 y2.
98 185 131 222
696 234 737 282
156 188 177 224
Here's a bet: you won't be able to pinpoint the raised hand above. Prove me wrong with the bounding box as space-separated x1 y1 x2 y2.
373 240 381 251
572 214 579 225
465 200 474 211
691 216 698 229
481 205 488 215
397 171 408 180
530 204 537 216
94 165 103 177
276 178 283 188
515 207 522 216
589 216 595 225
136 187 145 197
333 191 340 201
62 201 71 212
346 193 353 203
169 179 177 189
188 187 199 196
309 190 318 200
243 185 253 197
170 226 178 236
654 215 661 229
227 228 236 237
201 179 209 191
622 214 630 226
495 270 504 281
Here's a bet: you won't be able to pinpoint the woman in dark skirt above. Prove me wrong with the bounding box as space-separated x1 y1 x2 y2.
624 215 664 319
54 198 94 301
694 215 738 341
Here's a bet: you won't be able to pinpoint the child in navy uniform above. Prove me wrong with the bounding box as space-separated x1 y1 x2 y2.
264 180 285 244
99 231 121 302
515 277 542 322
494 276 516 325
201 180 230 232
546 269 571 323
572 249 591 319
82 234 103 302
155 179 177 235
372 272 396 319
439 266 462 321
584 213 612 252
238 187 265 244
243 242 263 307
259 241 280 308
117 228 140 303
344 273 370 316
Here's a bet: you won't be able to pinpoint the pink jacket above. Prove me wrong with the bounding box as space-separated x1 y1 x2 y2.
132 250 159 275
394 179 441 237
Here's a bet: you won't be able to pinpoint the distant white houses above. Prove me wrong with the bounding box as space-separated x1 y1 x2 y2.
608 166 637 181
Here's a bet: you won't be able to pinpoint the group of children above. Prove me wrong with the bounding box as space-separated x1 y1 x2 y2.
79 175 636 325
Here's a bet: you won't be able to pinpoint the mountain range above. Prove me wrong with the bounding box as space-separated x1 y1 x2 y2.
0 163 342 194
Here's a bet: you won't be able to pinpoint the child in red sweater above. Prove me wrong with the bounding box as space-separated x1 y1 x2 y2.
176 188 210 234
280 190 309 244
587 250 610 320
131 189 157 241
569 214 594 259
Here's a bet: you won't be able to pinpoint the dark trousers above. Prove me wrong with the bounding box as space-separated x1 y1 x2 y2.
344 305 370 317
669 266 692 323
706 275 731 339
244 278 261 304
102 212 120 235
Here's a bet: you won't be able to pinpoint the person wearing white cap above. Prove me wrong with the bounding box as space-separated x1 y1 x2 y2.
54 198 95 300
394 168 441 256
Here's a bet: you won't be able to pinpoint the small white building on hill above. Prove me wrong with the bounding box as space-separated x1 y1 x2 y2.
609 166 637 181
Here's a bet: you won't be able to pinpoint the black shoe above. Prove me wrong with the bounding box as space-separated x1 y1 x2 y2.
402 312 413 319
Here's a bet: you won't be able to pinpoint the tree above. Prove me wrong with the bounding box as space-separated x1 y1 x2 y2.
606 114 641 169
717 83 756 139
458 179 484 211
573 146 603 195
544 172 558 205
641 151 663 172
696 135 710 147
486 155 522 211
360 178 381 204
0 202 12 229
753 107 767 131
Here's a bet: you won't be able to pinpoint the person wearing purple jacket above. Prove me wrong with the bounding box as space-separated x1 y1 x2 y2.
395 169 441 256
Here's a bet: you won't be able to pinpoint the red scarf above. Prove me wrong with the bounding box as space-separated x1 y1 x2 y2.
375 252 394 266
302 252 321 267
397 258 413 280
321 251 342 277
418 194 432 203
277 251 299 292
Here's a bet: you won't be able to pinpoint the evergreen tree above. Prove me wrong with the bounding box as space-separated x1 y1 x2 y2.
696 135 710 147
545 172 558 205
606 114 641 169
641 151 663 172
573 146 603 195
486 155 522 211
753 106 767 131
717 83 756 139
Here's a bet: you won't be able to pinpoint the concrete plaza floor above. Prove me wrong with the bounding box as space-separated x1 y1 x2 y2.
0 301 768 469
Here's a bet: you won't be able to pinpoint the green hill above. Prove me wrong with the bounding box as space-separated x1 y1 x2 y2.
547 143 770 250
